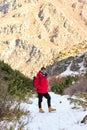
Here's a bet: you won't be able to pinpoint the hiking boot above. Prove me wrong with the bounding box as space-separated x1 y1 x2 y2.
39 108 45 113
48 107 56 112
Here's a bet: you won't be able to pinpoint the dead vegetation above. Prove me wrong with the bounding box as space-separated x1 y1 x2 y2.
64 78 87 95
81 115 87 124
48 76 65 87
0 61 34 122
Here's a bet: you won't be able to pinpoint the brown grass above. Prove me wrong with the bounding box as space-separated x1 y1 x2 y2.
64 78 87 95
48 76 65 86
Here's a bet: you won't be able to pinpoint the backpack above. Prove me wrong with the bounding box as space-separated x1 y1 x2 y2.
33 76 40 87
33 76 36 87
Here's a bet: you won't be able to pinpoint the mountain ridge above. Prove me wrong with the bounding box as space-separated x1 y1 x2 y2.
0 0 87 77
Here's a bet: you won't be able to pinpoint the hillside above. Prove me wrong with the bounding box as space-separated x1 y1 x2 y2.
47 52 87 76
0 92 87 130
0 61 36 124
0 1 87 129
0 58 87 129
0 0 87 78
0 60 35 96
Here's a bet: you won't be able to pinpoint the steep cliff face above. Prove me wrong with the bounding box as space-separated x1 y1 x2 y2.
47 52 87 77
0 0 87 78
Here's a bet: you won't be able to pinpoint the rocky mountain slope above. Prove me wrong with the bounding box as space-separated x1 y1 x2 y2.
47 52 87 76
0 0 87 78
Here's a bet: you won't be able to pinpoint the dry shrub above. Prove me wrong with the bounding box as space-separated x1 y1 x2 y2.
0 84 9 119
78 0 87 4
48 76 65 86
72 3 77 9
64 78 87 95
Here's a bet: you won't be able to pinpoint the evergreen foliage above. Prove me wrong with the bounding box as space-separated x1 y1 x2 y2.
0 60 35 99
0 60 34 120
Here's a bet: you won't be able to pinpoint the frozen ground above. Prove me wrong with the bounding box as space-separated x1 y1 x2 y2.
0 92 87 130
20 92 87 130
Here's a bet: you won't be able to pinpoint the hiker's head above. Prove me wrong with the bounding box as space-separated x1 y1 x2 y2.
40 67 48 76
41 67 46 73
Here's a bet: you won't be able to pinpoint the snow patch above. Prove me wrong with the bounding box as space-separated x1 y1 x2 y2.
0 92 87 130
59 63 79 77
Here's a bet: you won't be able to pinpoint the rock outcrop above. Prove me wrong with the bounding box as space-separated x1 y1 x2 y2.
47 53 87 76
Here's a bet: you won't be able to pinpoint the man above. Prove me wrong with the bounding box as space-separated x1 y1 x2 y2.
34 67 56 113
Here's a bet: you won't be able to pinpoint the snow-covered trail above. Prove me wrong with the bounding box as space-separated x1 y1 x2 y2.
21 92 87 130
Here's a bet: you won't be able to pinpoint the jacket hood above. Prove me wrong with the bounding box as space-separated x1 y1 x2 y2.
37 71 42 77
37 70 48 77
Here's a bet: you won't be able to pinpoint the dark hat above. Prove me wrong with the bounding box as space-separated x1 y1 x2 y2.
41 67 46 70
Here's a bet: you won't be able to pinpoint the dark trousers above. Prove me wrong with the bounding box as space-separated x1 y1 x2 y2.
38 93 51 108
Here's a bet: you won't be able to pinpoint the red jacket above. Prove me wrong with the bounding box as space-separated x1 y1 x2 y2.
34 71 48 93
